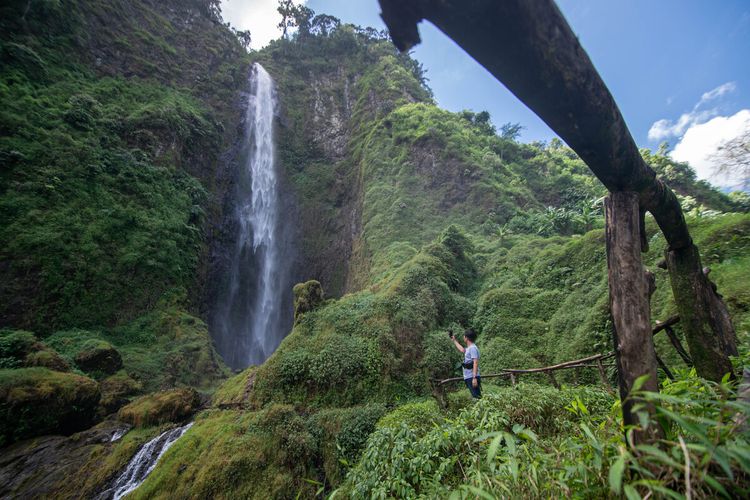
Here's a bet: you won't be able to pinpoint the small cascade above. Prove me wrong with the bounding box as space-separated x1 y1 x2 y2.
212 63 292 369
99 422 193 500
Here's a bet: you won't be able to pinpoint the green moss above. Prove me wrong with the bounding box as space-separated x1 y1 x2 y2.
118 387 201 427
293 280 324 323
24 348 71 372
99 370 142 414
131 409 317 499
0 367 100 446
211 367 254 408
51 424 164 499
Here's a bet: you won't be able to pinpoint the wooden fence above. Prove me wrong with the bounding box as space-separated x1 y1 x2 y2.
431 316 690 406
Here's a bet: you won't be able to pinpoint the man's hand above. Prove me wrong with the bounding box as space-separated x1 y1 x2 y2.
472 377 478 388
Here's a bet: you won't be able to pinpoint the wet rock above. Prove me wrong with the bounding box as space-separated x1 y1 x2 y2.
118 387 201 427
0 419 132 499
75 340 123 376
0 367 101 447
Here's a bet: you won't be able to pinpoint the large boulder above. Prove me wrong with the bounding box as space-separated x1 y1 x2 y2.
118 387 201 427
0 368 101 447
24 349 70 372
74 340 123 376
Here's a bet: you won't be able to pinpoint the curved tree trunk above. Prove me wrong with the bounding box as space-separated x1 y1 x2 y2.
378 0 737 382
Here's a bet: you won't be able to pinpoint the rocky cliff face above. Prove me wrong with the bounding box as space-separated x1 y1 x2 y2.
252 30 432 296
0 0 249 331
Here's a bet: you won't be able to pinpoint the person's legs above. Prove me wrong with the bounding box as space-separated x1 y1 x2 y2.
465 377 482 399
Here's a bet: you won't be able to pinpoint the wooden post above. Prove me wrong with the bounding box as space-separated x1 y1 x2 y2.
663 326 693 366
605 192 663 443
666 244 737 380
431 380 447 410
545 370 560 389
655 353 675 381
596 358 611 389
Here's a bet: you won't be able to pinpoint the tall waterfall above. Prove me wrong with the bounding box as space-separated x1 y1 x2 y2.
212 63 291 369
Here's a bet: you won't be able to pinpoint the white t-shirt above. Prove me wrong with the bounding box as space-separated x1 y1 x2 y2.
463 344 480 380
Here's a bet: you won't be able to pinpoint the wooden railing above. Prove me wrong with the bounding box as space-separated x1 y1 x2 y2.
431 316 690 405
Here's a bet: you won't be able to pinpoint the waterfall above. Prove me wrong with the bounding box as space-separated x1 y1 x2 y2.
212 63 291 369
99 423 193 500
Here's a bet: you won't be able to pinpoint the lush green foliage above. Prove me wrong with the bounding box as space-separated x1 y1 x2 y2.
339 374 750 499
250 226 476 408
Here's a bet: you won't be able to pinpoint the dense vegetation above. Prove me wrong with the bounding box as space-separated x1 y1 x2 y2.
0 1 748 499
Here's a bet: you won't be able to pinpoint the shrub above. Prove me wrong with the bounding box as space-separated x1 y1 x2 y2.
0 329 39 368
376 399 442 434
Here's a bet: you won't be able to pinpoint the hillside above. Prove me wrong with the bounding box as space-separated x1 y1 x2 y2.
0 2 749 499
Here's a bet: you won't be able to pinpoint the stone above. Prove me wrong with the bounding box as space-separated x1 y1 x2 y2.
75 340 123 376
0 368 101 447
118 387 201 427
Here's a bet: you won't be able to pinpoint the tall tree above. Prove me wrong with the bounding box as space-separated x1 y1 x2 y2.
277 0 296 38
500 122 524 141
311 14 341 37
711 129 750 191
292 5 315 37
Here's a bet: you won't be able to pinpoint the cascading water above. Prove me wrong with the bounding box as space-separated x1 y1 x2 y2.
98 423 193 500
212 63 291 369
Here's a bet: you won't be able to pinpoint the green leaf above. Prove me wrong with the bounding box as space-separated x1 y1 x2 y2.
464 485 496 500
703 474 730 499
623 483 642 500
608 454 626 494
486 434 503 466
630 374 651 393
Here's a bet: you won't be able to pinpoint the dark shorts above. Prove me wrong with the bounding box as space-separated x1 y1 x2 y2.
464 376 482 398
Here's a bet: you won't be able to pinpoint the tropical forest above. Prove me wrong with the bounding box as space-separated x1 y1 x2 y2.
1 0 749 498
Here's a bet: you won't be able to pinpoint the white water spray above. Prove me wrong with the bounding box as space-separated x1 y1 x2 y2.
100 423 193 500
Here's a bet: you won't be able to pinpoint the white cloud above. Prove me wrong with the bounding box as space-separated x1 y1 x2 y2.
221 0 307 50
671 109 750 188
699 81 736 103
647 81 737 141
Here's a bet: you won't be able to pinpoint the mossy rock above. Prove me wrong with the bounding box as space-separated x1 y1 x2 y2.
118 387 201 427
293 280 324 323
99 370 143 414
24 349 70 372
0 367 101 447
75 340 123 376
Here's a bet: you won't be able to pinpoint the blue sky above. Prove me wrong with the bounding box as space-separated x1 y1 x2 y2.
221 0 750 187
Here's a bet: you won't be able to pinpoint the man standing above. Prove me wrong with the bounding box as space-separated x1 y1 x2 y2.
450 329 481 398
